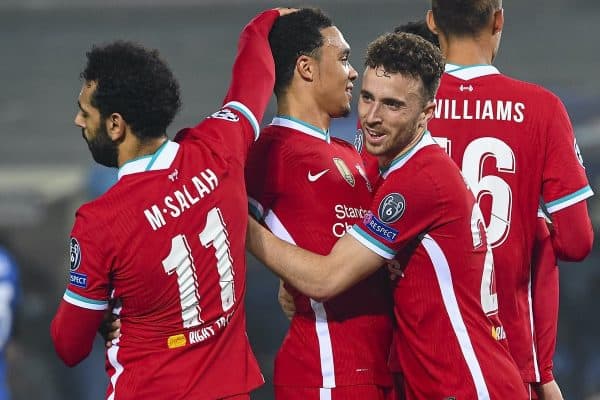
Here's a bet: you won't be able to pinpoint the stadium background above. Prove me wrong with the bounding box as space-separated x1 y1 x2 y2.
0 0 599 398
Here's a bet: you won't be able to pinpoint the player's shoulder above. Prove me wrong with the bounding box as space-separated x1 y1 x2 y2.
400 147 473 213
385 142 451 184
442 70 562 103
258 123 336 157
251 124 295 155
257 124 292 142
414 140 454 167
407 145 463 190
75 183 124 223
75 200 106 228
486 73 564 112
502 73 560 98
331 136 360 153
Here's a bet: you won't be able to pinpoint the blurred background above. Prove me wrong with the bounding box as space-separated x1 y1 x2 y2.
0 0 598 398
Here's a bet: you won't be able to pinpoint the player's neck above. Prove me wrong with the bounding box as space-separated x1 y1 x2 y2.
117 134 168 168
443 39 494 66
277 96 331 132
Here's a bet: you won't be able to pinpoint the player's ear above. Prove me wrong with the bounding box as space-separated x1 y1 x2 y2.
426 10 438 35
421 100 436 127
296 54 315 82
492 8 504 35
105 113 126 142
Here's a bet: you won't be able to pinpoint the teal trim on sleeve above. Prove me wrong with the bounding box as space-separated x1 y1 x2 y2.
546 185 594 211
64 289 108 306
352 225 396 256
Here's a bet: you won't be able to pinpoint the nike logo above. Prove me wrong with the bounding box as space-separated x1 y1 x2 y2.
307 169 329 182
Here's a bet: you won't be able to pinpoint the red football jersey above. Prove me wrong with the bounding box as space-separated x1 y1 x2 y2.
51 10 279 400
428 64 593 382
350 132 527 399
245 116 393 388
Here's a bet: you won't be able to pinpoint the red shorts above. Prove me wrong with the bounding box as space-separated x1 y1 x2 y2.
275 385 393 400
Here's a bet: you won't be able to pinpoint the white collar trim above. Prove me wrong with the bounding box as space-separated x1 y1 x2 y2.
271 116 330 143
381 131 437 178
445 63 500 80
118 140 179 180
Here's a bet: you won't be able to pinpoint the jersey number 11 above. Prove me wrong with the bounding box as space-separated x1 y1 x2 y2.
162 207 235 329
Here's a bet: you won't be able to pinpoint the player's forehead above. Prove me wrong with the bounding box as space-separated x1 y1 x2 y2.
320 26 350 54
362 66 422 102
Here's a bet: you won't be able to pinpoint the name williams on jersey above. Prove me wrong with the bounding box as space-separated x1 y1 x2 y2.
434 99 525 122
144 168 219 231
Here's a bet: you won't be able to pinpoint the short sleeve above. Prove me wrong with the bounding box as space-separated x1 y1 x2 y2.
542 95 594 213
349 173 440 259
62 207 111 311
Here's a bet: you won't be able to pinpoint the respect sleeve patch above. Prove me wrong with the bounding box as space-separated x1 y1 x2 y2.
69 237 87 288
363 211 398 242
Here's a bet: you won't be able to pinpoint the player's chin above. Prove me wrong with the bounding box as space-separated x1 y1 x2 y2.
365 133 389 152
334 104 352 118
364 141 381 155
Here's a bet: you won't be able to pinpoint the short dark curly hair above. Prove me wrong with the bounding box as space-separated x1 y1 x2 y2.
81 40 181 140
268 8 333 98
365 32 444 104
431 0 501 37
394 20 439 48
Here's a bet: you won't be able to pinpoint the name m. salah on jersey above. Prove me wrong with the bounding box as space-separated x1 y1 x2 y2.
144 168 219 231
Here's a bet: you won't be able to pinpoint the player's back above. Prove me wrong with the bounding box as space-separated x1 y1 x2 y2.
75 116 262 399
246 117 393 388
429 64 591 381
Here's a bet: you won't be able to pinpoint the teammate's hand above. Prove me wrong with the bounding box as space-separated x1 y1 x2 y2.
274 7 299 17
386 259 405 281
278 280 295 320
99 309 122 348
534 380 564 400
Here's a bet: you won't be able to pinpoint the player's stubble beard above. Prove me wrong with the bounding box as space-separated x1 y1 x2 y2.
363 114 421 166
82 123 119 168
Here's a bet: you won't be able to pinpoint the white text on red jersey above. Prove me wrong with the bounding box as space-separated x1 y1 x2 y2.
434 99 525 122
144 168 219 231
333 204 369 238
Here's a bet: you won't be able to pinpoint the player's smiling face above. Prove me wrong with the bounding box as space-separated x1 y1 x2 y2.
313 26 358 118
359 66 433 167
75 81 119 167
